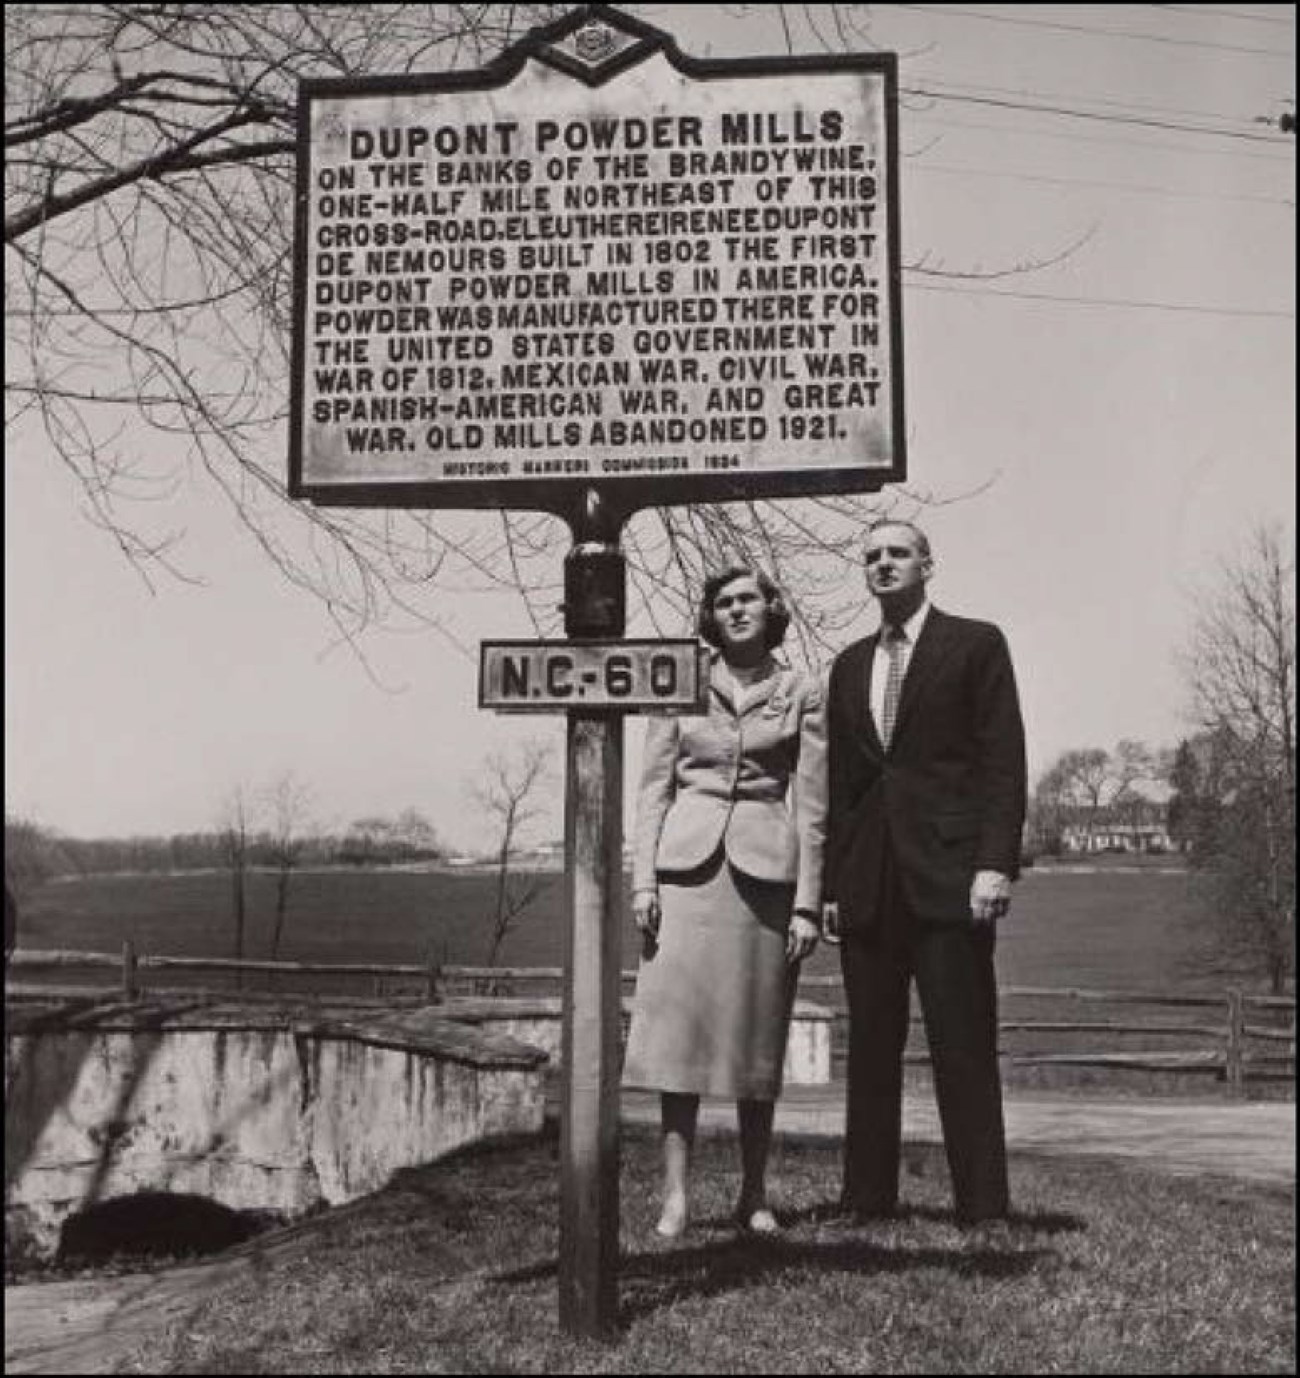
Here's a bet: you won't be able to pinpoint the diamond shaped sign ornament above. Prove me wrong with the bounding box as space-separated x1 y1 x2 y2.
288 3 904 528
536 10 653 84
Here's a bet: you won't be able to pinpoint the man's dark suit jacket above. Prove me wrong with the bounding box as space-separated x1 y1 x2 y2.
825 607 1027 934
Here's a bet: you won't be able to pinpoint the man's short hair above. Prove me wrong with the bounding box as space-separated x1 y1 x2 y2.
865 518 932 560
697 566 792 649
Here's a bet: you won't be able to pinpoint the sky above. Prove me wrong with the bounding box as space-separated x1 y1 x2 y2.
4 3 1295 852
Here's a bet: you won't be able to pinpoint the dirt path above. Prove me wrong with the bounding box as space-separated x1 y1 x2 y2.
6 1089 1293 1375
657 1084 1297 1186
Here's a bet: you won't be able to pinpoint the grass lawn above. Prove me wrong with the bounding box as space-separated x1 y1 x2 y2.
116 1125 1295 1375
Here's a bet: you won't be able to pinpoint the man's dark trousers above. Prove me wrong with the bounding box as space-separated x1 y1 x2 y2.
840 861 1008 1223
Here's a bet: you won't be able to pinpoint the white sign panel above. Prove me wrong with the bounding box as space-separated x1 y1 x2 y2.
290 9 903 512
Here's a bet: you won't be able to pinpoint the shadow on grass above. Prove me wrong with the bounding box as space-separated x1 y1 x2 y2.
487 1204 1061 1328
781 1199 1086 1235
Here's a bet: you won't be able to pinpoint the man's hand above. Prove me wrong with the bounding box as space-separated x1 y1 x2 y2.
821 900 842 946
632 888 661 938
970 870 1012 926
787 912 820 964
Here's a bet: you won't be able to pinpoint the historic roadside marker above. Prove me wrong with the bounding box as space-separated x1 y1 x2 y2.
289 2 902 1339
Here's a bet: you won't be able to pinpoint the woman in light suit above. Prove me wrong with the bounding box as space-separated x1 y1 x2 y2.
623 567 826 1237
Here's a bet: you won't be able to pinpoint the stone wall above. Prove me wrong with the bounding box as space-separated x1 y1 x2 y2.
4 998 547 1263
4 987 833 1262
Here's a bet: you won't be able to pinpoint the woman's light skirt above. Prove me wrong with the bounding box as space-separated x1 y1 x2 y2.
622 851 797 1100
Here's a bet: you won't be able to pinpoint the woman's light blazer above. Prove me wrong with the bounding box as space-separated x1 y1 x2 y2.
632 657 828 917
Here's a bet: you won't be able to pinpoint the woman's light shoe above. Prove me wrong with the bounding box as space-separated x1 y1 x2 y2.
736 1205 781 1236
655 1198 688 1238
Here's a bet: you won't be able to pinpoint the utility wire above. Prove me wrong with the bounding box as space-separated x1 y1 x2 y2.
906 105 1294 163
905 71 1275 130
903 84 1293 144
892 4 1295 59
1147 5 1297 28
909 279 1294 320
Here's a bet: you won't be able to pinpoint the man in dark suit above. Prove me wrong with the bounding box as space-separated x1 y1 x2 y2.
823 520 1027 1225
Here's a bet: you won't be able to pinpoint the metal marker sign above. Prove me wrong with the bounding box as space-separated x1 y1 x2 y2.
289 4 904 514
480 638 708 712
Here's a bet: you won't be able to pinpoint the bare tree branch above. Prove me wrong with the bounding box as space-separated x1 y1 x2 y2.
470 739 555 967
6 4 1088 664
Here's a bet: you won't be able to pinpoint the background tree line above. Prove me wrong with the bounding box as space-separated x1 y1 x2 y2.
1028 526 1294 994
4 804 446 892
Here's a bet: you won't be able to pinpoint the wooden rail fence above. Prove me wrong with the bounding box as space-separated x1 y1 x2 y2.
8 946 1295 1095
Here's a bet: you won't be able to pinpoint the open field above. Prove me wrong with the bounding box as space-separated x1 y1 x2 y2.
15 858 1227 993
99 1127 1293 1375
16 858 1291 1098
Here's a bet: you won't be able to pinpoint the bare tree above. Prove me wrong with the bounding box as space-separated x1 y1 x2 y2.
5 5 1082 663
219 786 250 986
4 809 69 900
470 739 555 968
5 4 566 644
1108 738 1159 838
1031 742 1170 854
337 808 441 866
1053 748 1111 850
1180 524 1296 991
262 772 311 964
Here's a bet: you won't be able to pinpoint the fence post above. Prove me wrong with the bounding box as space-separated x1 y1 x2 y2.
1289 1005 1296 1082
122 940 138 1000
1225 989 1245 1097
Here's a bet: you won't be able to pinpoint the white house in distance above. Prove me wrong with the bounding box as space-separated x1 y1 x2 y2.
1058 782 1177 855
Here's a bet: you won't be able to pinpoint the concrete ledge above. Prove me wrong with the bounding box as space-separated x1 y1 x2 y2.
434 994 835 1085
4 996 547 1263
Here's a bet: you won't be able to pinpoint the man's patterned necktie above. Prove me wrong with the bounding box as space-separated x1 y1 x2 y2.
880 624 907 749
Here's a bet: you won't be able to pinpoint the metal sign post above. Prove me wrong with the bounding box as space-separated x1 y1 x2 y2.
557 491 625 1338
560 703 622 1332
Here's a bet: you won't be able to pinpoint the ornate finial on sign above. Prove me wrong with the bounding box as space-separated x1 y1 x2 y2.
531 6 655 85
574 19 616 64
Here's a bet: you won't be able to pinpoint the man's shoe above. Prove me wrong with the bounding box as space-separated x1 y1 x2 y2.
735 1203 782 1236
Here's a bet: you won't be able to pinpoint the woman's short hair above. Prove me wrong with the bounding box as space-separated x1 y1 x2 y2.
696 567 791 649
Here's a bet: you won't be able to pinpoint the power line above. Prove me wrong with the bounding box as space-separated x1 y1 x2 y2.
906 104 1294 164
905 70 1274 131
892 4 1295 59
905 101 1294 163
909 279 1294 320
904 83 1293 144
1147 5 1298 28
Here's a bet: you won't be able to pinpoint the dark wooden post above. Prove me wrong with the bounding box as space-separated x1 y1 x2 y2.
1225 989 1245 1097
559 491 624 1338
122 939 138 1000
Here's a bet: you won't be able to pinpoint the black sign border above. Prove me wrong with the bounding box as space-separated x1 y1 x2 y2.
290 3 905 524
